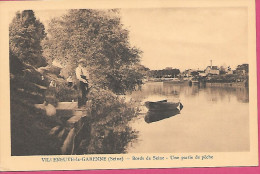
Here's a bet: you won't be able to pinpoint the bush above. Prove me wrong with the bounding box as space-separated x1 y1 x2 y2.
74 87 139 154
54 81 79 102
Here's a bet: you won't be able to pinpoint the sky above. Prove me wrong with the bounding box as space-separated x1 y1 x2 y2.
10 7 248 71
120 8 248 71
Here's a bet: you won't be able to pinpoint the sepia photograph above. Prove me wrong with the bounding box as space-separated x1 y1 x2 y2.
0 0 258 171
9 6 250 156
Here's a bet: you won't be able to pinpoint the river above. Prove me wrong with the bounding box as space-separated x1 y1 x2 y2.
127 82 249 153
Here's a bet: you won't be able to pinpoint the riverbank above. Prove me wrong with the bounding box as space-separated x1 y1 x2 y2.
146 78 248 88
205 82 247 87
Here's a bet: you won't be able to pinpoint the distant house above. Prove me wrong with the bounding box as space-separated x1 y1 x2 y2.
198 71 207 77
205 66 220 75
182 69 192 77
234 69 246 75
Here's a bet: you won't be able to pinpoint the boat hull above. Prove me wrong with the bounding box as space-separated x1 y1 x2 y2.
145 101 182 111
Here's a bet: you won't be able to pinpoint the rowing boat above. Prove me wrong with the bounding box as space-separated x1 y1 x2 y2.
145 100 183 111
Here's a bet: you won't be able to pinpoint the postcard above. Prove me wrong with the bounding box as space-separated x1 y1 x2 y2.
0 0 258 171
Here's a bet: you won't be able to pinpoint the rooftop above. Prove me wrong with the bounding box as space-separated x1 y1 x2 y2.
206 66 219 70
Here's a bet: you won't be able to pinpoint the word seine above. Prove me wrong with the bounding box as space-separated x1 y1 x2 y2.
132 155 165 160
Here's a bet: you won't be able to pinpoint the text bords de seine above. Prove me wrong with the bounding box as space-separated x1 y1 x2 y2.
41 155 213 162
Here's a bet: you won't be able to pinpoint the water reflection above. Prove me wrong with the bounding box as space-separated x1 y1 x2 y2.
128 82 249 153
131 82 249 104
145 108 180 123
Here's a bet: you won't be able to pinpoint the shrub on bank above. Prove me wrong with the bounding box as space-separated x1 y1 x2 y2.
53 81 78 102
73 87 139 154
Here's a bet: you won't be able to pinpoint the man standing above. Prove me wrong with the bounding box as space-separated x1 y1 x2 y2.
76 59 90 108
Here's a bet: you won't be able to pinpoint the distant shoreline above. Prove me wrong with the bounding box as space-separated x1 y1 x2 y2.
144 79 248 87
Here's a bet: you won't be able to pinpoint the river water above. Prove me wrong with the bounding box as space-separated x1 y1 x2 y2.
127 82 249 153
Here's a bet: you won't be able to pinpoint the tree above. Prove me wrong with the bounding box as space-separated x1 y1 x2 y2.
236 64 249 73
9 11 63 155
219 66 226 75
9 10 47 68
191 71 199 77
43 9 143 94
